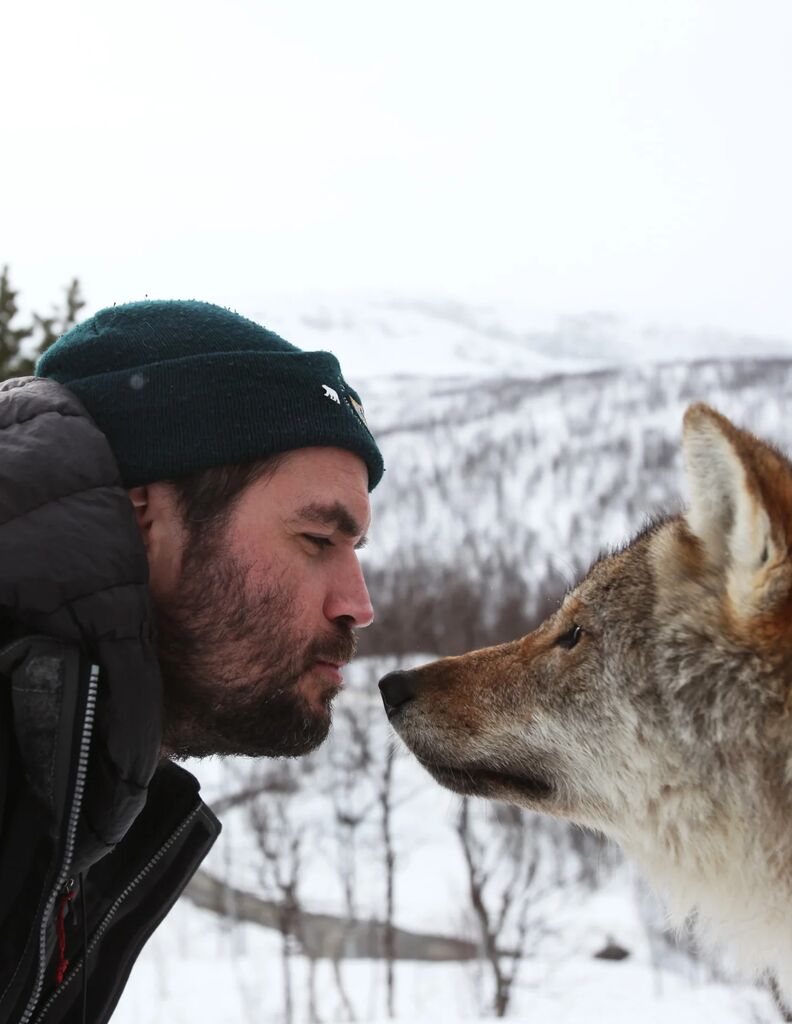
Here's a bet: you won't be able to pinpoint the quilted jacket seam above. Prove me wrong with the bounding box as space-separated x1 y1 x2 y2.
0 483 120 530
0 406 86 432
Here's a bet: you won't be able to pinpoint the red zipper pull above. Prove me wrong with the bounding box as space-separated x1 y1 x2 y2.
55 880 76 985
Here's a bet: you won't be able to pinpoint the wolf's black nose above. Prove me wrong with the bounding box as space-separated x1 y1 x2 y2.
379 670 416 718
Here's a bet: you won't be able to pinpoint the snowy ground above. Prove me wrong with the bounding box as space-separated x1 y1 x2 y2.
116 898 778 1024
115 821 779 1024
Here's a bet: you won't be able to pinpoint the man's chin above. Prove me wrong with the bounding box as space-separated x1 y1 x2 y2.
260 705 333 758
163 688 336 760
169 717 332 760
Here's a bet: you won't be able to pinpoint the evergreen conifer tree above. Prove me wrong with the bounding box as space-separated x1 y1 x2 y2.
0 268 86 379
0 265 34 378
32 278 86 364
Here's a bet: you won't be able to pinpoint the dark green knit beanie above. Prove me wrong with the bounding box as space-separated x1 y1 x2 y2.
36 299 384 490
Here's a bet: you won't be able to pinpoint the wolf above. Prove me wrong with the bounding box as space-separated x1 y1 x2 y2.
379 404 792 1000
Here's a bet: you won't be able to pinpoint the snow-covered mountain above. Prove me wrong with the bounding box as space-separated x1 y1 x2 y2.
254 294 792 380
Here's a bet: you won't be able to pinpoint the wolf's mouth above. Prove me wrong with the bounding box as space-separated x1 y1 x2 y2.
421 761 554 801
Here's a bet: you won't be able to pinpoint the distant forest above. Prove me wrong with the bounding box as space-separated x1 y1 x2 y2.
0 266 85 378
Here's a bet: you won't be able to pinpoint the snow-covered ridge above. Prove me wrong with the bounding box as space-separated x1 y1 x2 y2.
254 294 792 380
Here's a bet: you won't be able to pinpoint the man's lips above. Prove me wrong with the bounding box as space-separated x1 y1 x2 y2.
311 659 346 684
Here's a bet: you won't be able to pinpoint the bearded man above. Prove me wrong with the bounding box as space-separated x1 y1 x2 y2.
0 300 383 1024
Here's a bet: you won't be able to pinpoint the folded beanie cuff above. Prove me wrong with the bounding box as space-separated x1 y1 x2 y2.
55 350 383 488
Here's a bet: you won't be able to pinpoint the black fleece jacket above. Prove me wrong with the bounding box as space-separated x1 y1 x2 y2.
0 377 220 1024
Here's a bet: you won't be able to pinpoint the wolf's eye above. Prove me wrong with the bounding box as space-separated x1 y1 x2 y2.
555 624 583 650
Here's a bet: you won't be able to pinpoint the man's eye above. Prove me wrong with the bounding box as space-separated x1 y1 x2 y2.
555 624 584 650
304 534 333 549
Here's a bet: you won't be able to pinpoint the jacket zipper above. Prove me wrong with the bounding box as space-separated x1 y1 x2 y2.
18 663 100 1024
30 803 204 1024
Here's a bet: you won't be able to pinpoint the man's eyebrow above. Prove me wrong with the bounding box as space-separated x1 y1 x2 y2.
292 502 369 548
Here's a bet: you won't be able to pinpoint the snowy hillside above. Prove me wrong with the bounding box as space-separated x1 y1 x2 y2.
253 294 792 380
116 348 792 1024
360 357 792 655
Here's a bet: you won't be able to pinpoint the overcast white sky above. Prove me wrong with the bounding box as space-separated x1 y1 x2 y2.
4 0 792 337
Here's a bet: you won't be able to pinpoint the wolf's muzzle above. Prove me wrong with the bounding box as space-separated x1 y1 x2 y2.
379 670 416 719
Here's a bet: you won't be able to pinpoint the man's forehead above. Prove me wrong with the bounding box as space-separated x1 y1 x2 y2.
279 447 369 490
279 448 370 510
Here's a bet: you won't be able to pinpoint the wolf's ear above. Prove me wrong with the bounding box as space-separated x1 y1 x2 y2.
682 403 792 618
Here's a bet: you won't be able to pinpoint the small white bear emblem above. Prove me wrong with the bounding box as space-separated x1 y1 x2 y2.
322 384 340 404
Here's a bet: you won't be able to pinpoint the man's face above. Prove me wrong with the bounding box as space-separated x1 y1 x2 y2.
146 447 373 759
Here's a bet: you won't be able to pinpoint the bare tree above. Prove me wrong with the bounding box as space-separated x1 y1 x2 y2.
327 701 381 1020
378 744 397 1018
768 975 792 1022
457 799 561 1017
331 703 376 920
248 762 309 1024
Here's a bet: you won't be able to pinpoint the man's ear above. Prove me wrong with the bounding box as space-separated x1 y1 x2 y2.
126 483 185 591
682 403 792 621
127 485 154 550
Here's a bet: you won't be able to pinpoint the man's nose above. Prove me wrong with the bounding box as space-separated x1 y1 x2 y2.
325 559 374 628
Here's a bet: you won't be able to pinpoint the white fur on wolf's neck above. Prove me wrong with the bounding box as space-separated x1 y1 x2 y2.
614 770 792 999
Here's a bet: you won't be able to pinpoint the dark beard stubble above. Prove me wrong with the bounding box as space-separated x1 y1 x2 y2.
153 527 357 759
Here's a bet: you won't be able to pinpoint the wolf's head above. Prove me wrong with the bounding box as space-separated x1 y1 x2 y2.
380 404 792 875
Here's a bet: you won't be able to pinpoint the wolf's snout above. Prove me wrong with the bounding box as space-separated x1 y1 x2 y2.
379 670 417 718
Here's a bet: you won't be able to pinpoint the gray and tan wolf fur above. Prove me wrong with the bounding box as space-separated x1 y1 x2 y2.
380 405 792 998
